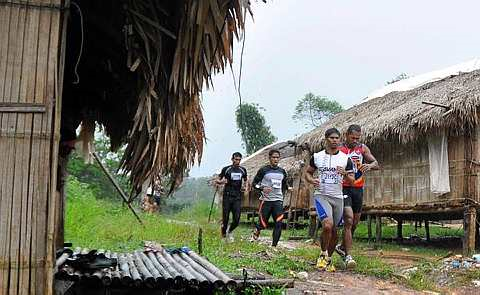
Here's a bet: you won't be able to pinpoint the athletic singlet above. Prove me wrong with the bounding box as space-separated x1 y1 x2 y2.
310 150 353 198
339 143 365 188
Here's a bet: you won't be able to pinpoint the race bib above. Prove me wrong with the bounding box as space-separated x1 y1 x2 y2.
320 172 339 184
271 178 282 189
231 172 242 181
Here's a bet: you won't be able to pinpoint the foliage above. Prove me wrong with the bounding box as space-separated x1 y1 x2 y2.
385 73 409 85
292 93 344 128
236 103 277 155
67 130 131 200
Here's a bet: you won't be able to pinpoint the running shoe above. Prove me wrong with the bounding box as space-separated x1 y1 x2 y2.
334 244 346 258
316 254 329 270
344 255 357 270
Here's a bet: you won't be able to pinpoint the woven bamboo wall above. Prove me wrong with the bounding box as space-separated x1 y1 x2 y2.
0 1 65 294
363 130 480 210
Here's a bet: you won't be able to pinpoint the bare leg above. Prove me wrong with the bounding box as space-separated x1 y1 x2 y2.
321 218 334 253
342 207 354 255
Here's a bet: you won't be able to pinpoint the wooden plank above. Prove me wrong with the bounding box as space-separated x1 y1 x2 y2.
4 3 22 292
0 103 46 113
0 4 13 101
8 3 28 293
46 2 62 293
18 3 39 293
33 0 53 292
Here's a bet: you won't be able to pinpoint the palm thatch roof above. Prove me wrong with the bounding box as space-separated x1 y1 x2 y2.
62 0 253 191
296 69 480 152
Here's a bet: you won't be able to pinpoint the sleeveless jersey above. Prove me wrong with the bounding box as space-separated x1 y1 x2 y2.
339 143 365 188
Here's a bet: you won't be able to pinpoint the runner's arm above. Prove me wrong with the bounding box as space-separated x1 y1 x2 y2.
361 144 379 171
252 167 266 191
215 167 228 185
305 156 319 186
281 170 288 195
344 158 355 184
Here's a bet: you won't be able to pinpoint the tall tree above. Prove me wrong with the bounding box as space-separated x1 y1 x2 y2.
292 93 344 129
236 103 277 155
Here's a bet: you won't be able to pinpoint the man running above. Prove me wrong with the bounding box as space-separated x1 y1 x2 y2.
251 149 288 247
336 124 379 268
216 152 248 242
306 128 354 272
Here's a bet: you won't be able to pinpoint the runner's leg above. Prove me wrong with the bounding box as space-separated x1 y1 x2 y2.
229 198 241 233
272 201 284 246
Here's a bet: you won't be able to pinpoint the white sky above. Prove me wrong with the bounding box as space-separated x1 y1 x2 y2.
189 0 480 177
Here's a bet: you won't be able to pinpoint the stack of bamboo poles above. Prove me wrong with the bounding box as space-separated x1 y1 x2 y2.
56 246 236 292
120 0 251 192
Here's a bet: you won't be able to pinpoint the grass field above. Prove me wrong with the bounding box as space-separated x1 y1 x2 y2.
65 176 471 293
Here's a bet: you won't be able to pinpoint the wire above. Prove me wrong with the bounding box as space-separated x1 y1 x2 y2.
71 1 84 85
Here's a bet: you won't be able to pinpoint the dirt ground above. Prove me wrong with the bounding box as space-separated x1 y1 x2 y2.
288 270 423 295
254 237 480 295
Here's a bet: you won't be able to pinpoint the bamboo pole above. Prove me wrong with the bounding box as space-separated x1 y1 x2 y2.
179 252 223 289
91 152 144 226
146 251 174 288
186 250 235 289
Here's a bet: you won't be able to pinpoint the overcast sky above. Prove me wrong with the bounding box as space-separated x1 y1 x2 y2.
189 0 480 177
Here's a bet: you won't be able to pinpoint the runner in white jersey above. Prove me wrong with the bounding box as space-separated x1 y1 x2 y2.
305 128 354 272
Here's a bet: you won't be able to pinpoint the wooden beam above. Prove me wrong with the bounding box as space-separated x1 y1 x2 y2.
463 206 476 256
0 102 46 113
425 220 430 242
367 215 372 241
421 101 450 109
397 219 403 242
375 216 382 247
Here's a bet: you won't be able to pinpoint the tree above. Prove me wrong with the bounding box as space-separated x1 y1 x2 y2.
292 93 344 129
236 103 277 155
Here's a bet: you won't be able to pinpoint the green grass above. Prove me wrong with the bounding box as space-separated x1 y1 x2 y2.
65 176 471 293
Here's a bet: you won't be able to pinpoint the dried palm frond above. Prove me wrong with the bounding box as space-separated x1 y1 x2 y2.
120 0 251 192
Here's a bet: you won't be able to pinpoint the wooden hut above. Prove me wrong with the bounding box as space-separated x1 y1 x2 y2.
0 0 253 294
296 69 480 254
239 141 311 222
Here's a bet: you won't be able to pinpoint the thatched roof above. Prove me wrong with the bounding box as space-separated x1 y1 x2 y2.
241 141 299 180
296 69 480 152
62 0 253 191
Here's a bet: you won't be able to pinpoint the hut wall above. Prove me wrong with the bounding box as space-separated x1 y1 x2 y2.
0 1 65 294
363 131 480 211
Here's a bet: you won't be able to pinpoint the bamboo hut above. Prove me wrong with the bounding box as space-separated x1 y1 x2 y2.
296 69 480 253
0 0 254 294
239 141 310 222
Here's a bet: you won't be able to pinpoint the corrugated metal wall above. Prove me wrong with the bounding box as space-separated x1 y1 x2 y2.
0 1 65 294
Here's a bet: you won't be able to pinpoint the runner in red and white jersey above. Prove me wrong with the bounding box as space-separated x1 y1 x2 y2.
336 124 379 269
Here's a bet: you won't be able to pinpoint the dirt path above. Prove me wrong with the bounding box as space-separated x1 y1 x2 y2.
288 270 425 295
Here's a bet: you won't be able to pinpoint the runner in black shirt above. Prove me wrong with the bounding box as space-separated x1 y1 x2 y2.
251 149 289 247
216 152 249 242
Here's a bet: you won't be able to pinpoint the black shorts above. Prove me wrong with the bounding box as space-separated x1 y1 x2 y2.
343 187 363 214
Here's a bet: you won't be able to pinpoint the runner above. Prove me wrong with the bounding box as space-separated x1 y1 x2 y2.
216 152 249 242
250 149 288 247
336 124 379 268
305 128 354 272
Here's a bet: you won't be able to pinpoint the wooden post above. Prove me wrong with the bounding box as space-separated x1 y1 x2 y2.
396 219 403 242
425 220 430 242
375 216 382 247
197 228 203 255
308 214 317 238
367 215 372 241
463 206 477 256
